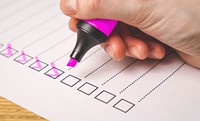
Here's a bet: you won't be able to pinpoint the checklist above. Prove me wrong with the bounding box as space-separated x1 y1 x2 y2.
1 0 200 121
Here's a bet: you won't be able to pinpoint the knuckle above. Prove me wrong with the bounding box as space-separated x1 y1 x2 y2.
60 0 68 14
60 0 77 16
87 0 103 11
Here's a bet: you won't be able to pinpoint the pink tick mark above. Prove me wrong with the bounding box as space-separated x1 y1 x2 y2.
48 62 59 77
3 43 12 56
17 50 27 62
32 56 42 68
67 58 77 67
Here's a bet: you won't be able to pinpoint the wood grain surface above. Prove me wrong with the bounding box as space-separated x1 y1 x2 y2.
0 96 47 121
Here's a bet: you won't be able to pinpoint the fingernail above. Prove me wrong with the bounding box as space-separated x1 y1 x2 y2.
106 45 115 60
156 50 164 59
68 0 77 14
130 47 141 59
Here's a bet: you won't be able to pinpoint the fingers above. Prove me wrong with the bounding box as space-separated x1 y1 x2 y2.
134 32 166 59
117 24 149 59
60 0 150 24
69 18 78 32
124 36 165 59
100 23 166 61
101 31 126 61
145 38 165 59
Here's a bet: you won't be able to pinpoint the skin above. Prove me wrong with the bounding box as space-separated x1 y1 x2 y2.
60 0 200 68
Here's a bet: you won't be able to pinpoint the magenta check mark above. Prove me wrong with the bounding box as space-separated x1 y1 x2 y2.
32 56 42 69
3 43 13 56
16 50 27 62
47 62 59 77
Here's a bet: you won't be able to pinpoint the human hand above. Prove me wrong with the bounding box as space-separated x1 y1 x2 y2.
60 0 200 68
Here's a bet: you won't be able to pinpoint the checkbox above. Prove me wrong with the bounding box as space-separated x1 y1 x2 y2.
113 99 135 113
61 75 81 87
29 60 48 72
95 90 116 104
45 67 64 79
0 48 18 58
78 82 98 95
14 54 33 65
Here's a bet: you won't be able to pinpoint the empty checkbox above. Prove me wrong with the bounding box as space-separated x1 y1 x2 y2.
61 75 81 87
113 99 135 113
78 82 98 95
95 90 116 104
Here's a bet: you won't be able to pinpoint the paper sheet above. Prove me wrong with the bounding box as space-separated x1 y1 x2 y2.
0 0 200 121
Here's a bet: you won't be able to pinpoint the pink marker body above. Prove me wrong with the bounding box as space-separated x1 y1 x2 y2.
84 19 118 36
67 19 118 67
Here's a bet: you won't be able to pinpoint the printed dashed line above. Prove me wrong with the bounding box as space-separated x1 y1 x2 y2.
102 59 138 86
138 62 186 102
119 54 174 94
119 59 163 94
85 58 112 78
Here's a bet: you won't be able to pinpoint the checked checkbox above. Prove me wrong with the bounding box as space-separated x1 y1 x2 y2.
0 44 18 58
29 57 48 72
14 51 33 65
45 62 64 79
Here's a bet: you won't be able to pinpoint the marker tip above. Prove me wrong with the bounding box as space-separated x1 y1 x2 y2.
67 58 77 67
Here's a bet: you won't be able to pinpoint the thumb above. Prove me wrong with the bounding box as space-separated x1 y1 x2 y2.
60 0 152 26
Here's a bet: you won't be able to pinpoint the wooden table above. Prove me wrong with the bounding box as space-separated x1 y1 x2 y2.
0 96 46 121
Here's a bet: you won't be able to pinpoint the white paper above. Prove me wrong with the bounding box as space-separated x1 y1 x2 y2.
0 0 200 121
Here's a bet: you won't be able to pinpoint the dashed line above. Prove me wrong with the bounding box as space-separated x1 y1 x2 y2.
119 60 163 94
138 62 186 102
85 58 112 78
119 54 173 94
102 59 138 86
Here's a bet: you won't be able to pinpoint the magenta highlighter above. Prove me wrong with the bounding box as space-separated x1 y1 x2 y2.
67 19 118 67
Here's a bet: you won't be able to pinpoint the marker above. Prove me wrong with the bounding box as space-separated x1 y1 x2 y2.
67 19 118 67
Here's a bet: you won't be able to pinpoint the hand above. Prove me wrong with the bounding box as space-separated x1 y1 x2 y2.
60 0 200 68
